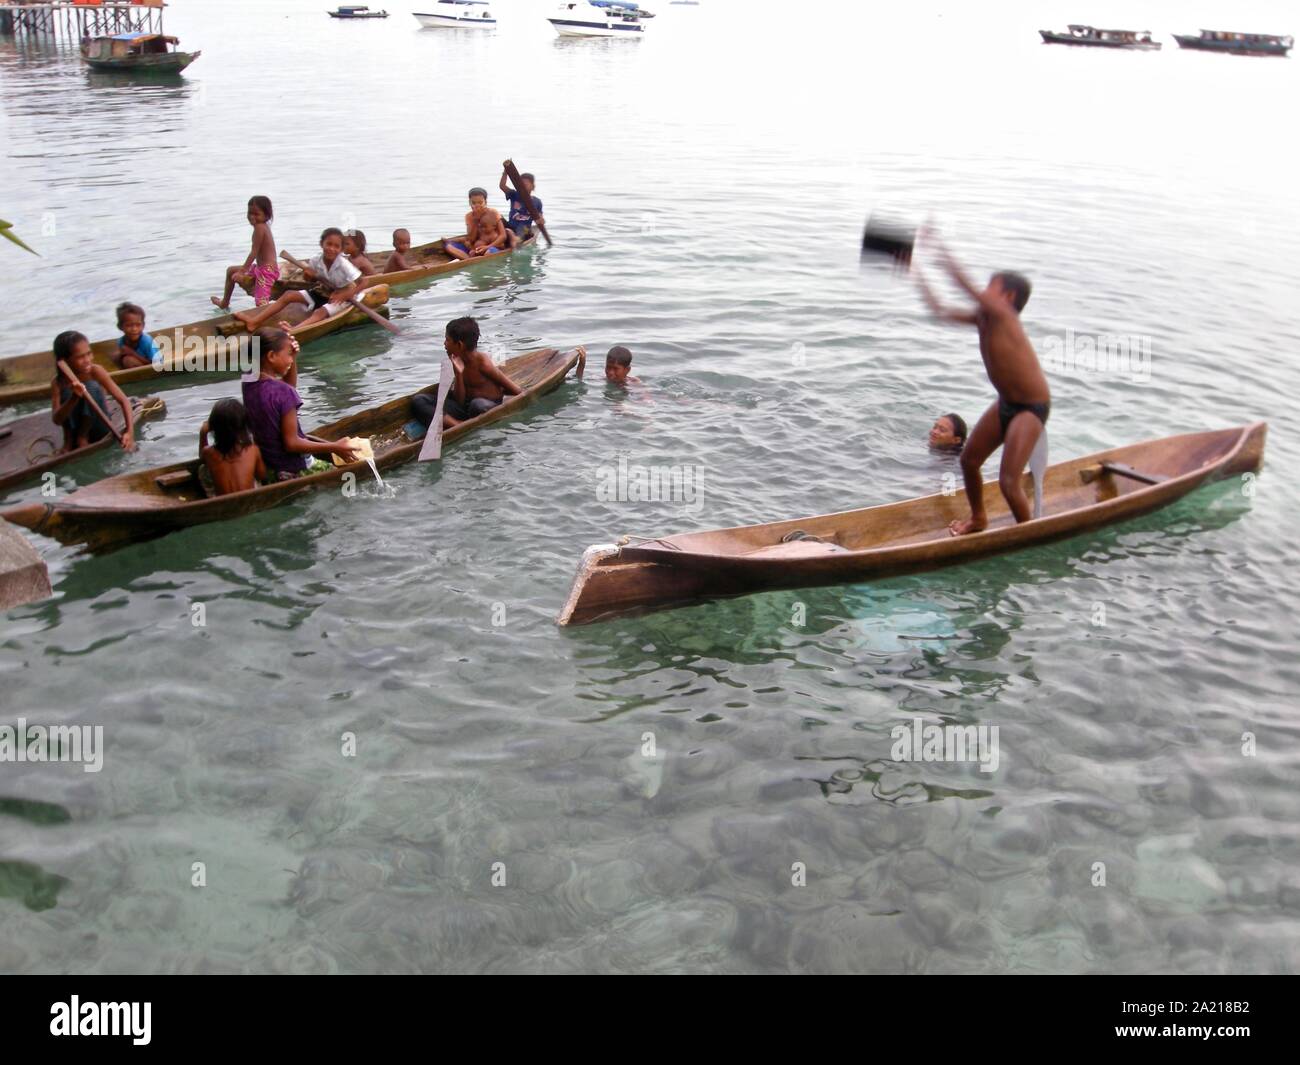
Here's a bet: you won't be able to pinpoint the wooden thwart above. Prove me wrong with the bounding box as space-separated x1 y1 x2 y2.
1078 461 1168 486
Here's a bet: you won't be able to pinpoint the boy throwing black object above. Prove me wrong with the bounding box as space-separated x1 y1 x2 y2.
912 226 1050 535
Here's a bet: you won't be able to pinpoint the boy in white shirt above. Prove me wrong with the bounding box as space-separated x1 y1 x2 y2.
233 228 361 332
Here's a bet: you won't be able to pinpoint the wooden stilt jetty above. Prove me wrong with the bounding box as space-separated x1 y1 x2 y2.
0 2 166 41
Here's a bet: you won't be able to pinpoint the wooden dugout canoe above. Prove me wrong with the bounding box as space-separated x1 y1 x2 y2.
263 234 536 297
557 423 1268 626
0 396 166 495
1 347 580 553
0 285 391 409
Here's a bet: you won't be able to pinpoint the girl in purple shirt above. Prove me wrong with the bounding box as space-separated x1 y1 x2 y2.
241 329 357 479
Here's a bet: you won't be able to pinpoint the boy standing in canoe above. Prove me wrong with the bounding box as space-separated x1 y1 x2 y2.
912 227 1050 534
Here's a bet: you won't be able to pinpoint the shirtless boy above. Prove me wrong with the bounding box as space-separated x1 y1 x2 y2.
445 189 508 261
913 227 1050 535
385 229 415 272
443 316 520 422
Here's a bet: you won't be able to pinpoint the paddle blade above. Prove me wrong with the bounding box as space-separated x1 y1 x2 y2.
417 358 454 462
861 217 915 271
0 219 38 255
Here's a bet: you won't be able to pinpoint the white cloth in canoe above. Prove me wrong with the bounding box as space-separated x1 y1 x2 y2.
293 252 362 315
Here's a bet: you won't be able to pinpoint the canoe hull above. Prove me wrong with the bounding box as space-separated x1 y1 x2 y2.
2 348 579 553
558 423 1267 625
0 397 165 494
0 285 390 409
1039 31 1161 49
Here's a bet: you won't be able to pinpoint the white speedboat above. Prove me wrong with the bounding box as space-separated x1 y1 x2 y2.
548 1 647 37
413 1 496 29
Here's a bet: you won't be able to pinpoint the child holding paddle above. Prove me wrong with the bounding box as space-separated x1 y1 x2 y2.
499 165 543 248
50 330 135 454
445 189 508 261
199 398 267 496
232 228 361 333
241 328 356 480
911 226 1050 534
440 316 520 423
212 195 278 308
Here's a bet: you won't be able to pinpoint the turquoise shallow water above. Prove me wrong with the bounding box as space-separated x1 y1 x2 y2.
1 0 1299 973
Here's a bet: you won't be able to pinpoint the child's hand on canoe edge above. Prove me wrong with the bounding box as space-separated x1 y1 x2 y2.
575 346 587 376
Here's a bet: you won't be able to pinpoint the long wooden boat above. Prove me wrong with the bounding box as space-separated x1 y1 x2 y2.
1173 29 1293 56
0 285 390 409
328 6 390 18
2 347 580 553
0 396 165 495
557 423 1267 626
81 34 201 73
263 234 536 298
1039 25 1161 50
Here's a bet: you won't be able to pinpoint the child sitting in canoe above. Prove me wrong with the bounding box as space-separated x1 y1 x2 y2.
385 229 415 272
199 398 267 495
50 330 135 453
114 302 159 369
241 328 357 479
344 230 376 278
410 316 521 429
912 226 1050 534
212 195 278 308
232 228 361 333
928 412 967 452
499 164 543 248
445 189 508 261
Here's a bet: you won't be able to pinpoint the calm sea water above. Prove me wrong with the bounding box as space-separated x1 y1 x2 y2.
1 0 1298 973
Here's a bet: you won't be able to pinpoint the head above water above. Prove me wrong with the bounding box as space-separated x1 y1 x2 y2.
208 397 253 457
444 316 480 357
988 271 1031 313
929 412 967 451
605 345 633 384
247 195 273 225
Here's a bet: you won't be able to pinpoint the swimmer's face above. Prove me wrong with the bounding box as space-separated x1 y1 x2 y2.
929 416 962 449
605 358 629 384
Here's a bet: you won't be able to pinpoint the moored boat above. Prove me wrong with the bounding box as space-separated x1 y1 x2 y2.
548 1 646 37
0 397 165 495
80 33 201 73
0 286 391 409
265 235 534 299
328 6 389 18
413 1 496 29
1 347 581 553
557 423 1267 626
1039 25 1161 50
1173 29 1293 56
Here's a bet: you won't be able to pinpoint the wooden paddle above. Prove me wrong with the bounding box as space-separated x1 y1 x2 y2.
861 216 915 270
503 159 552 247
57 362 126 447
418 356 454 463
279 251 401 335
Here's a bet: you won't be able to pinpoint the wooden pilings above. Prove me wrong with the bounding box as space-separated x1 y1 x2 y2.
0 3 165 41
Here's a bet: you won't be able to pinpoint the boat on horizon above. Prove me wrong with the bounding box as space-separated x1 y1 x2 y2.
548 1 647 37
1039 25 1161 50
80 33 201 73
413 1 496 29
327 6 390 19
1172 29 1293 56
